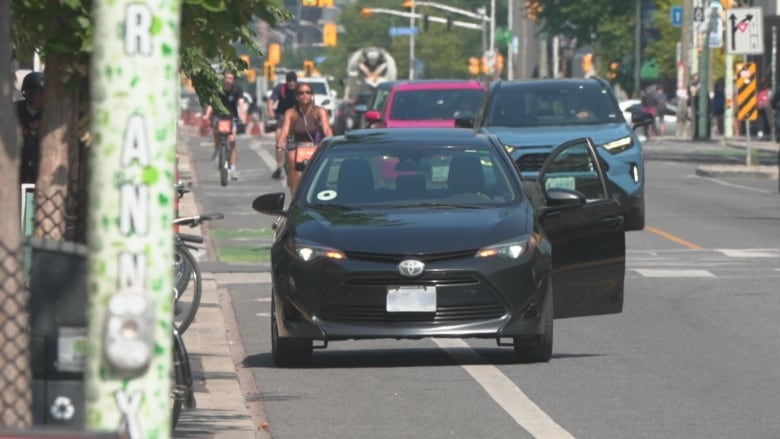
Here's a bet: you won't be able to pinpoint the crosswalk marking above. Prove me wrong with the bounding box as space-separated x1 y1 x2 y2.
716 249 779 258
631 269 715 278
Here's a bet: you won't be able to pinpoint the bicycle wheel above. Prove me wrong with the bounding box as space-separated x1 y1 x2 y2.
173 241 193 296
218 139 229 187
170 335 185 432
173 243 202 334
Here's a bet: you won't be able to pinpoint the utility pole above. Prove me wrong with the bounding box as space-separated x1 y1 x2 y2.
507 0 514 80
697 5 719 140
409 1 415 79
634 0 641 97
679 0 693 138
86 1 179 437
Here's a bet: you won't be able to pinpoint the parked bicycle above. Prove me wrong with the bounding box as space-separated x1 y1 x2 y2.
171 326 196 431
172 212 223 334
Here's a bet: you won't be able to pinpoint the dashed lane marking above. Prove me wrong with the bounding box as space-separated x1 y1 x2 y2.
631 269 715 278
434 338 575 439
716 249 779 258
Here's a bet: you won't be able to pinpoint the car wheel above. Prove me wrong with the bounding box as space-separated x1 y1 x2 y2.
513 289 553 363
271 294 312 367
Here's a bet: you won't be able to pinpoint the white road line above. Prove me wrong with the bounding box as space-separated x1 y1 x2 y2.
434 338 575 439
697 175 772 194
631 269 715 278
716 249 779 258
249 140 278 170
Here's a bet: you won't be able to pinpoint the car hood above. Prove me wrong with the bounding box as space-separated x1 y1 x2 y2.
291 206 530 254
387 119 459 128
482 123 632 148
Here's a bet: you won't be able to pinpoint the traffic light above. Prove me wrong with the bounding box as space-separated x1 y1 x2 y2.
403 0 414 11
239 54 250 69
468 57 480 76
495 53 504 74
267 43 281 65
526 1 542 21
323 23 338 47
264 61 275 82
607 61 620 80
422 15 429 31
303 60 315 77
446 15 453 31
246 68 257 83
318 0 333 6
302 0 316 6
360 7 372 18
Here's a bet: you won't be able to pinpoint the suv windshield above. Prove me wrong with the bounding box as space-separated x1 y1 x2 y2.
485 84 623 127
390 89 485 120
301 81 329 95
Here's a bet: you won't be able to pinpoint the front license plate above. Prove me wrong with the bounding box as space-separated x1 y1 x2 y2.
387 286 436 312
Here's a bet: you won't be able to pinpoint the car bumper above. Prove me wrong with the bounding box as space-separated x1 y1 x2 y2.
271 249 551 341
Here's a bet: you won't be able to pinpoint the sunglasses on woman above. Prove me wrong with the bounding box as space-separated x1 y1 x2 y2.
297 90 313 96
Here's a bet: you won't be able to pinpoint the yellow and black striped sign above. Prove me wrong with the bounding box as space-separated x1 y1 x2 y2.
736 62 758 121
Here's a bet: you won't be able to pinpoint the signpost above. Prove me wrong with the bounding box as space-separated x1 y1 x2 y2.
388 26 419 37
726 7 764 55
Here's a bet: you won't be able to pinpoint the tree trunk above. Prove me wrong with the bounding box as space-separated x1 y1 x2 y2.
0 1 33 428
34 51 76 240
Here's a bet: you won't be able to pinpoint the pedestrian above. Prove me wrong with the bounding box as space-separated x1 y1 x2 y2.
15 71 44 184
711 79 725 136
688 74 701 139
770 84 780 141
756 78 771 139
640 86 658 139
654 85 668 136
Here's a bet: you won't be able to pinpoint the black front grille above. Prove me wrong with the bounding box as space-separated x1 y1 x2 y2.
516 153 550 172
344 250 477 263
317 277 507 324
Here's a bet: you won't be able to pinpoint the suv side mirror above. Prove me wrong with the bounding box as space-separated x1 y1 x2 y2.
364 110 382 123
454 113 475 128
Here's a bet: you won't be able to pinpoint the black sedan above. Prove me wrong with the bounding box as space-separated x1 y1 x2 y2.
251 128 626 367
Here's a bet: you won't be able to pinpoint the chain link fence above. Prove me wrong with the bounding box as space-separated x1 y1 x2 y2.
0 240 32 428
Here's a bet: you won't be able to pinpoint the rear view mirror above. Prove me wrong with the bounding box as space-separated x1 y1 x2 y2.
364 110 381 123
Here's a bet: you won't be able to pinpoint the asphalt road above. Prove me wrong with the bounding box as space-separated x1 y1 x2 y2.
181 128 780 439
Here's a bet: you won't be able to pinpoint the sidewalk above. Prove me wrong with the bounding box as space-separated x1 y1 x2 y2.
173 141 268 438
644 133 779 179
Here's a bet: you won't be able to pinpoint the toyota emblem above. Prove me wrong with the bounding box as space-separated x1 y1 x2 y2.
398 259 425 277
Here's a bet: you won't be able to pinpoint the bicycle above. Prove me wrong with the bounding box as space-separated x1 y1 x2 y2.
213 115 233 187
172 212 224 334
171 326 196 432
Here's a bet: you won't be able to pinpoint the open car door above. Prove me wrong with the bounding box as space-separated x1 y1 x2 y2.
536 137 625 319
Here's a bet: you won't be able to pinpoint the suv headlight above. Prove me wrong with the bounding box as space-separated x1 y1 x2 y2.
602 136 634 154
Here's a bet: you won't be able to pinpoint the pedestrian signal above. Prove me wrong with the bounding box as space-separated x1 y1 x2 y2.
468 57 480 76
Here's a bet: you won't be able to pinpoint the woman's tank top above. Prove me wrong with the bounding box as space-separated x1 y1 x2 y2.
291 106 319 143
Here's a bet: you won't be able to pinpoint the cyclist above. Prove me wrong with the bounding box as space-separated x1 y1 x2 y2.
267 71 298 180
16 71 45 184
276 82 333 194
202 71 245 180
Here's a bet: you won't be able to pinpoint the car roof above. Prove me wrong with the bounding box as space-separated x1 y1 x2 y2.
492 77 610 91
328 128 498 149
390 79 486 91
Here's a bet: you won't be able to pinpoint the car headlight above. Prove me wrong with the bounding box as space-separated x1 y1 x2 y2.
602 136 634 154
287 239 346 262
475 235 536 259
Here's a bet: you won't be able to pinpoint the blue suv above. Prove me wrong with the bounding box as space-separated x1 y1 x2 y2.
459 77 651 231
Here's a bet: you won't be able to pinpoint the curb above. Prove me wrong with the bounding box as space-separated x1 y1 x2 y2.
174 138 264 438
695 165 779 179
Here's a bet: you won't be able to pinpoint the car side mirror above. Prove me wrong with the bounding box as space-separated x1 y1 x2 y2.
631 111 655 130
364 110 381 123
454 113 475 128
544 187 586 208
252 192 286 216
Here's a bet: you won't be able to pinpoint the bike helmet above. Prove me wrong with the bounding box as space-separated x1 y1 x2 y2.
21 71 44 98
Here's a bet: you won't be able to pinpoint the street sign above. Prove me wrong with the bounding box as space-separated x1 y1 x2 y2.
671 6 683 27
388 26 418 37
736 62 758 121
694 7 705 22
726 7 764 55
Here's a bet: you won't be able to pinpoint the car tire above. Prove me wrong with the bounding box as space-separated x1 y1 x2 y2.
271 294 313 367
513 289 553 363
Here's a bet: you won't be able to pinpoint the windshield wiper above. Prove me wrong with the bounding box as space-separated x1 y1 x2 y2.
310 203 358 211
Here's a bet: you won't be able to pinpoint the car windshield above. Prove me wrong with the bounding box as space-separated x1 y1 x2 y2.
301 81 328 95
390 89 485 120
486 84 623 127
300 144 520 209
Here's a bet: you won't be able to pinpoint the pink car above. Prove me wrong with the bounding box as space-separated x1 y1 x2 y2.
363 79 486 129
